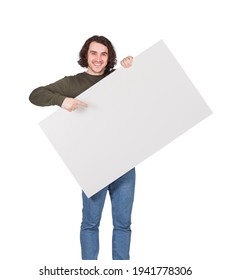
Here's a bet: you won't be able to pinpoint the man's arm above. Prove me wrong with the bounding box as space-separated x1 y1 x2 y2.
29 77 71 107
29 76 87 111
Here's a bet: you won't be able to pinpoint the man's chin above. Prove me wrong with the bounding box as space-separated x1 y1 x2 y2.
94 67 104 73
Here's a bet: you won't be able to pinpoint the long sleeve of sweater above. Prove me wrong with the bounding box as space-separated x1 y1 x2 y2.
29 77 72 107
29 72 108 108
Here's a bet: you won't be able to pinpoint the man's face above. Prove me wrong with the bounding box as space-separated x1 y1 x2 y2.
87 41 109 75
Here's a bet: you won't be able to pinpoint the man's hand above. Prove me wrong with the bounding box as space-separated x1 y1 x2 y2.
61 97 88 112
120 56 133 68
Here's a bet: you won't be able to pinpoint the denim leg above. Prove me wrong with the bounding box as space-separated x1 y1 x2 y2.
80 187 107 260
109 168 136 260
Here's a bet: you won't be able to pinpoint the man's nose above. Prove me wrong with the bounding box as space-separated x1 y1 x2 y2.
96 55 101 61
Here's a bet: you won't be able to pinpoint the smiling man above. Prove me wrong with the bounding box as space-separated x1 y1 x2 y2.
29 35 135 260
87 41 109 75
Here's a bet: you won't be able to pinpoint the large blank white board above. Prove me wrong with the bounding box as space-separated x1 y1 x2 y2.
40 40 212 197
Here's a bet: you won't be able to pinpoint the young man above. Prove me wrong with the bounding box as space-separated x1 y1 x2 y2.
29 35 135 260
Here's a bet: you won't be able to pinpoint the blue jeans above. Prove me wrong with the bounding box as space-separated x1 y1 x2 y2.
80 168 136 260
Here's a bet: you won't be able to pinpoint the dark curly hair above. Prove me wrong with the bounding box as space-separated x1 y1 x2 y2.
78 35 117 73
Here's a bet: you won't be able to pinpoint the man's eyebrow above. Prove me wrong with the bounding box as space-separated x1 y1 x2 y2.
89 50 108 55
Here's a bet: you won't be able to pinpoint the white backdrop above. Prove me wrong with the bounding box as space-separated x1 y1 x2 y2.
0 0 230 279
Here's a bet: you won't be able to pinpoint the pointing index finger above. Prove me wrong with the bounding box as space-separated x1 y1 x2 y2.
76 99 88 107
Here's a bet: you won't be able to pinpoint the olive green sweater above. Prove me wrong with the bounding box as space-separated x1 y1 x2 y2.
29 72 110 107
